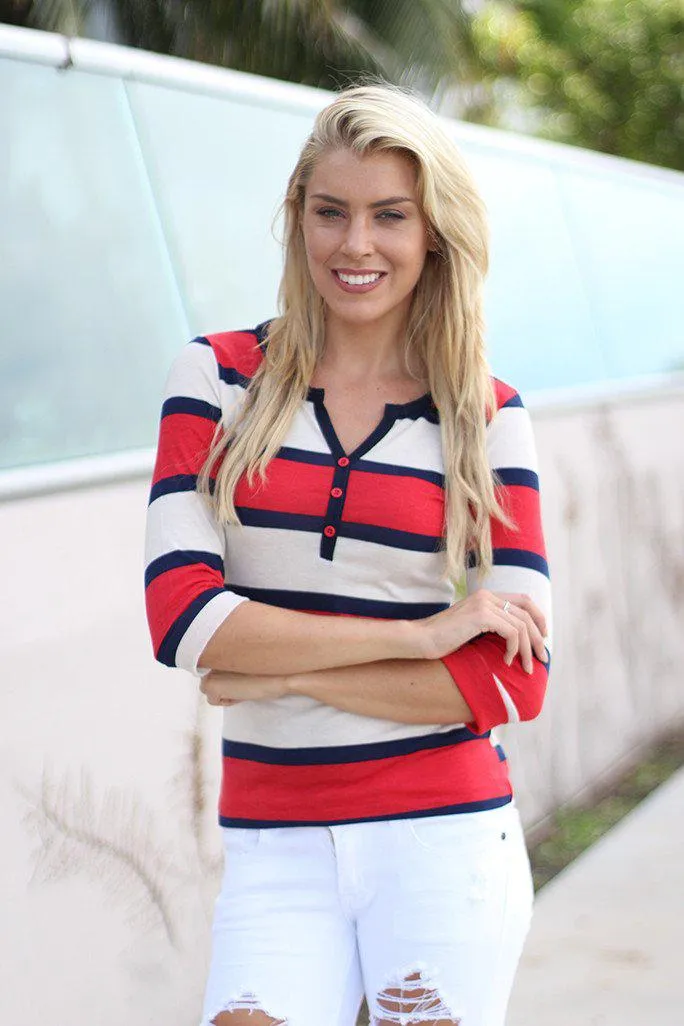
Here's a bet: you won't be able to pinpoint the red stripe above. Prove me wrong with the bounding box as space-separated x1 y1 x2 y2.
219 739 510 823
145 563 223 654
493 377 518 411
234 462 446 536
492 483 546 556
344 471 444 535
207 331 265 378
235 458 333 515
152 412 216 486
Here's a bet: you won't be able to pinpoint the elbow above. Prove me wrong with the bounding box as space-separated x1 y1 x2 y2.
516 677 548 723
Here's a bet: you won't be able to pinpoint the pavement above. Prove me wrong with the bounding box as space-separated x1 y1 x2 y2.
507 767 684 1026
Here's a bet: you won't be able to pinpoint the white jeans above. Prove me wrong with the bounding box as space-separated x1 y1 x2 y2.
201 803 533 1026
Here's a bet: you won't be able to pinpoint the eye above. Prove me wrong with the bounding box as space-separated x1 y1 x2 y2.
376 209 406 222
316 206 345 219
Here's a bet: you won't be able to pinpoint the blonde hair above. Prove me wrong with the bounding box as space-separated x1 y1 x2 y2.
200 84 510 582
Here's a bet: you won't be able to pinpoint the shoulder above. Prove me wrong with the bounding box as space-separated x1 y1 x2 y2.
486 376 538 469
163 323 269 403
489 376 525 419
202 322 269 384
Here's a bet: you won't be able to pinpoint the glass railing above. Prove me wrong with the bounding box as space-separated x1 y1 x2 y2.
1 25 682 473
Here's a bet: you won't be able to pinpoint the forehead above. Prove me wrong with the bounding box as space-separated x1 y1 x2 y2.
305 148 418 201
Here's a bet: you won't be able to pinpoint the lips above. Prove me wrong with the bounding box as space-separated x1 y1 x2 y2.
332 269 387 293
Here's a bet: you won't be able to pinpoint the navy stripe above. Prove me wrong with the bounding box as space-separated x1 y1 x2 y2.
493 547 549 576
161 396 221 423
468 547 550 578
355 457 444 488
494 467 539 490
236 507 322 532
149 474 198 503
277 446 334 467
341 521 442 553
502 393 524 409
494 744 507 763
217 364 250 388
385 394 438 422
222 725 488 766
235 508 442 553
253 320 272 346
219 795 513 829
156 587 226 667
190 335 210 347
145 550 224 588
228 584 448 620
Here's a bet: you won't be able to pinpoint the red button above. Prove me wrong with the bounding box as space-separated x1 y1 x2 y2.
337 456 350 467
323 525 336 538
331 487 343 498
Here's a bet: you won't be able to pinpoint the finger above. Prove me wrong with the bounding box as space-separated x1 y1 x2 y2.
506 610 533 674
527 617 549 663
498 593 547 639
485 612 520 666
509 605 548 668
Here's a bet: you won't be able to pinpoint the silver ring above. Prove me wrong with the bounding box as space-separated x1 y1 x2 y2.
502 600 511 614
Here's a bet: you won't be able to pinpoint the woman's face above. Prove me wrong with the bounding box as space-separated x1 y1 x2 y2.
302 147 431 335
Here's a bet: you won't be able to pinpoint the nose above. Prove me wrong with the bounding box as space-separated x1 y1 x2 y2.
340 214 374 259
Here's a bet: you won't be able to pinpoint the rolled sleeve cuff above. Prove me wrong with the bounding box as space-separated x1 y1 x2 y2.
440 642 509 735
175 591 249 675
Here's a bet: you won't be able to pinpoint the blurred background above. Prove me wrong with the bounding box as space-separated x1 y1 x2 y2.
1 3 683 1025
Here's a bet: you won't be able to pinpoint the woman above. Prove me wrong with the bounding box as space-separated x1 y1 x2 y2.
145 85 551 1026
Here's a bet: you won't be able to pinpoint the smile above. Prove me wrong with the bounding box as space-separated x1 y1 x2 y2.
332 270 386 292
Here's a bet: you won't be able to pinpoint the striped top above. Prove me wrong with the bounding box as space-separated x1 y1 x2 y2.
145 324 552 827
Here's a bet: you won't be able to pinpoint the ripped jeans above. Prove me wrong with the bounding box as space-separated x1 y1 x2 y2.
201 803 533 1026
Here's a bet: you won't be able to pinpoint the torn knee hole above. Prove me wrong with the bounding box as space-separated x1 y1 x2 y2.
374 968 461 1025
210 992 287 1025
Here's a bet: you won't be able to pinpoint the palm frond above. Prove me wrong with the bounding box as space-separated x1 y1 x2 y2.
20 767 180 945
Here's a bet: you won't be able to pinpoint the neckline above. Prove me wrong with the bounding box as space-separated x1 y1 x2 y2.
306 386 433 418
306 386 435 461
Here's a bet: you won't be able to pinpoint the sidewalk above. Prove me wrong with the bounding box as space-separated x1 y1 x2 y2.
508 767 684 1026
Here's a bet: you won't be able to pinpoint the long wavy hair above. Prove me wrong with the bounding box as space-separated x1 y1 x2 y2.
199 84 510 582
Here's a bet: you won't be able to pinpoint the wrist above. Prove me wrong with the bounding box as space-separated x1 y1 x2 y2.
286 672 308 696
395 618 430 660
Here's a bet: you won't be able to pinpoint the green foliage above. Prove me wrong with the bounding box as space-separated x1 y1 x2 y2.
5 1 478 92
529 730 684 890
472 0 684 171
5 1 681 169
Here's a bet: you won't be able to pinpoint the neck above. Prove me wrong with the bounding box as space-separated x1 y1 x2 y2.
320 309 420 384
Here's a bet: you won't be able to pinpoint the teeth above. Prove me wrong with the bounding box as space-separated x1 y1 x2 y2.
337 272 381 285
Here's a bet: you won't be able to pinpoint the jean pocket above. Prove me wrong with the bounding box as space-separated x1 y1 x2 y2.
222 826 262 856
405 808 512 854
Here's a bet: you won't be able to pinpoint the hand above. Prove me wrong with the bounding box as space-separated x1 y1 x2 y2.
200 671 291 706
416 590 548 673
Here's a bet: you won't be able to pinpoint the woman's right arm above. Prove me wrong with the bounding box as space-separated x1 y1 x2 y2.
145 336 418 675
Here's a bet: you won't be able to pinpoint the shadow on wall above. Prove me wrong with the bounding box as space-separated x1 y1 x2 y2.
19 695 221 951
505 399 684 830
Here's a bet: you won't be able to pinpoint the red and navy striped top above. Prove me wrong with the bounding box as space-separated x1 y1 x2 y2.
145 325 552 827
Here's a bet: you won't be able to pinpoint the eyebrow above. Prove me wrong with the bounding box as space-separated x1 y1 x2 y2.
310 193 415 208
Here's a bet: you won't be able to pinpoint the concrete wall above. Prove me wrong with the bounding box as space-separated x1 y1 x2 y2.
2 382 683 1025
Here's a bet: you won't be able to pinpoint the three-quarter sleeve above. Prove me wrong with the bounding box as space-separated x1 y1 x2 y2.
144 338 248 673
440 385 552 734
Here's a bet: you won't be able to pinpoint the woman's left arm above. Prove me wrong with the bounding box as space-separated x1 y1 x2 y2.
201 657 472 724
437 385 552 733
